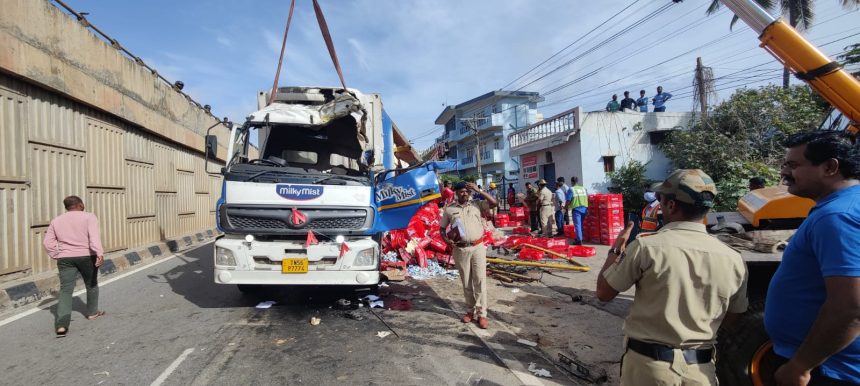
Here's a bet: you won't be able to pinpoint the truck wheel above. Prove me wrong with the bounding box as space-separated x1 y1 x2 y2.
716 301 772 386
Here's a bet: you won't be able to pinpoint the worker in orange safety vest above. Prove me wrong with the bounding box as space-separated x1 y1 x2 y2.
640 184 663 233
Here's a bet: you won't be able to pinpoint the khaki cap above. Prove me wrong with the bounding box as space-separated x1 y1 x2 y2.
654 169 717 206
538 179 547 185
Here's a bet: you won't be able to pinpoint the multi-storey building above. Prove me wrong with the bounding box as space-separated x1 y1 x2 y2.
433 91 543 186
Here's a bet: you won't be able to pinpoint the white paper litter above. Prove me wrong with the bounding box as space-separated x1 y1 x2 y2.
517 339 538 347
363 294 380 301
511 289 521 293
528 363 552 378
255 301 276 309
376 331 392 338
310 317 321 325
369 300 384 308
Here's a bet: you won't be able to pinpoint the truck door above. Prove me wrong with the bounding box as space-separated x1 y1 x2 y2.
370 161 454 233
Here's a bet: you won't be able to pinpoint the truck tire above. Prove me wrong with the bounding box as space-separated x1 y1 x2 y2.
716 301 771 386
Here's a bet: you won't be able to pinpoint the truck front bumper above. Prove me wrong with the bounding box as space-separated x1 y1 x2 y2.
214 237 380 286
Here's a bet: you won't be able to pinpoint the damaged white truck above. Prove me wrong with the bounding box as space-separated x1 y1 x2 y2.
204 87 447 292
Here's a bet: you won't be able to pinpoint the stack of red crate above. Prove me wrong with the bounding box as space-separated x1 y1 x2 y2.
584 194 624 245
508 207 527 227
494 213 509 228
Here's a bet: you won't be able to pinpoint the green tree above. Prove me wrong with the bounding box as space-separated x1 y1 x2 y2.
608 160 654 217
661 85 828 210
839 42 860 76
707 0 860 88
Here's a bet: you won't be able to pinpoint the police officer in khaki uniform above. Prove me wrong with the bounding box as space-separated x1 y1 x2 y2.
440 181 497 329
525 182 540 232
596 169 749 385
537 179 555 237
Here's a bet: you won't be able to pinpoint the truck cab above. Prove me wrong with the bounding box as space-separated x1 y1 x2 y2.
211 87 415 288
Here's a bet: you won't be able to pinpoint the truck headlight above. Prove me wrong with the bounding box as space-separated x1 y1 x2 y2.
215 246 236 266
353 248 376 267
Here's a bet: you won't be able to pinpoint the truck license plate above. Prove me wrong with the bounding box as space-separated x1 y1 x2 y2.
282 258 308 273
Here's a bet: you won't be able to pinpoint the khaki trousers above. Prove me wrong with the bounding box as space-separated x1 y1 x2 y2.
540 206 554 237
620 349 717 386
453 244 488 317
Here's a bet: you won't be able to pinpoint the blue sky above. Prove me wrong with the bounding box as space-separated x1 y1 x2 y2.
64 0 858 150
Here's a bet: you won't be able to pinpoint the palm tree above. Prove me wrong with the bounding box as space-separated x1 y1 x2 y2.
707 0 860 88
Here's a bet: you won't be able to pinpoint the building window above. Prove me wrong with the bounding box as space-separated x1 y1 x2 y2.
494 139 501 150
602 156 616 173
649 130 672 145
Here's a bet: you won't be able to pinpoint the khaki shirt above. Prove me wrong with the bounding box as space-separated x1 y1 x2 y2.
538 187 553 207
602 221 749 348
525 187 539 211
440 199 490 243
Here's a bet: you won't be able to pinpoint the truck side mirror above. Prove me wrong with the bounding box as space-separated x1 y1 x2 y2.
205 135 218 160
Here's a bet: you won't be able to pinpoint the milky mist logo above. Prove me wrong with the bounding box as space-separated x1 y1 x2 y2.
276 185 324 201
375 183 416 203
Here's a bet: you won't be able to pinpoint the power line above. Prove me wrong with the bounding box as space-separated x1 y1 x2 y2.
499 0 644 91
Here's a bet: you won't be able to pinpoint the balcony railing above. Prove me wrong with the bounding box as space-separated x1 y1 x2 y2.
508 107 578 149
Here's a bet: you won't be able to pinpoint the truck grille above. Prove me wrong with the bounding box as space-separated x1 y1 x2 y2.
222 206 371 233
230 216 288 229
308 217 366 229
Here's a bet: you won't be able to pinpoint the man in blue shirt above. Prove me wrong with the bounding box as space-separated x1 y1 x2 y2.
652 86 672 112
553 181 566 237
556 177 572 227
765 130 860 385
636 89 649 112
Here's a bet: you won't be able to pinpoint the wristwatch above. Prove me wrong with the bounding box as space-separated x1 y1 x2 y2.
608 247 623 255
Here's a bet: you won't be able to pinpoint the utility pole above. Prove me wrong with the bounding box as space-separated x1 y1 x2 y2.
459 116 489 188
695 57 708 121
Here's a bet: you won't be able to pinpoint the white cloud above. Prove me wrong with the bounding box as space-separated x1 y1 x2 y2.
216 36 232 47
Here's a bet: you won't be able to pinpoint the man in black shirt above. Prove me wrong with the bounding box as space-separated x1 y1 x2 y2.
620 91 636 111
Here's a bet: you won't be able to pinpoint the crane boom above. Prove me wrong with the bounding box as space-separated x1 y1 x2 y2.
719 0 860 133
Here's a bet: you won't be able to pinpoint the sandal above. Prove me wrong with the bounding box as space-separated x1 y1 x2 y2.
56 327 68 338
86 310 106 320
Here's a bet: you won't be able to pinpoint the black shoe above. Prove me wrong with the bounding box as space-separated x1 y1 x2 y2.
572 240 582 245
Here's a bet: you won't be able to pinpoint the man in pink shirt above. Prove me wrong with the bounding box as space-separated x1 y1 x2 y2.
43 195 105 337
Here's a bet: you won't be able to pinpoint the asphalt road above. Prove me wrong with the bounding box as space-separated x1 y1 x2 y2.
0 243 534 386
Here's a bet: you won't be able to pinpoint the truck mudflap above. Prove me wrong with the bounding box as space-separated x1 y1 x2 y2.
370 160 455 233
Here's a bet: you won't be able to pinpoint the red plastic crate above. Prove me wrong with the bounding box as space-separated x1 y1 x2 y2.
495 218 509 228
518 247 545 261
509 207 526 220
567 245 596 257
495 213 509 221
547 237 567 249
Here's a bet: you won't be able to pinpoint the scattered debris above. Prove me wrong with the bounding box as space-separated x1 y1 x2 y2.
309 317 321 326
558 353 608 383
517 338 538 347
407 260 458 280
255 301 276 309
385 298 412 311
343 310 365 321
527 363 552 378
376 331 392 338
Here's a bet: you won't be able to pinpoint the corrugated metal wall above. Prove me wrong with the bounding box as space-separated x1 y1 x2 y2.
125 161 155 217
0 86 28 182
0 72 222 281
0 184 30 275
87 118 125 189
29 143 87 227
87 188 127 253
155 193 179 239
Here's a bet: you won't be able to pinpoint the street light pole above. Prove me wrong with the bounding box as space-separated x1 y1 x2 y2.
459 116 489 188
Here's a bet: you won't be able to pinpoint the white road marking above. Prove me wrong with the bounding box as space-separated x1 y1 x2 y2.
151 348 195 386
0 252 184 328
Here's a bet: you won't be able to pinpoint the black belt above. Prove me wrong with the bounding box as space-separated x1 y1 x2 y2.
454 239 483 248
627 339 713 364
